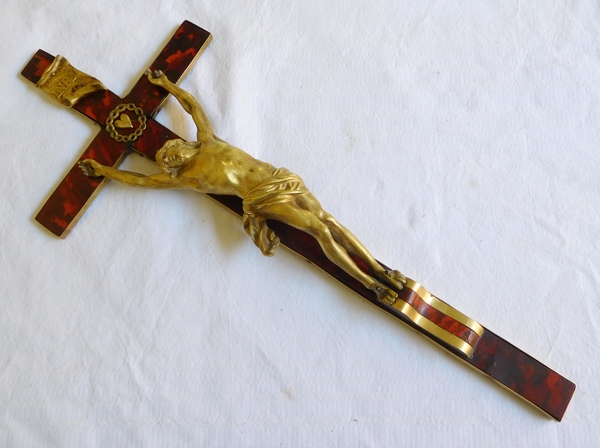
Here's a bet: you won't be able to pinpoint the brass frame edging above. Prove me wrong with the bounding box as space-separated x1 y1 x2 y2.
404 278 484 337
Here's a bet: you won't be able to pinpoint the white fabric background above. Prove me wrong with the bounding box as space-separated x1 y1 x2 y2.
1 1 598 446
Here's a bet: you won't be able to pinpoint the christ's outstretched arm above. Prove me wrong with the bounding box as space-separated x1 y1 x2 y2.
78 159 189 189
145 69 215 142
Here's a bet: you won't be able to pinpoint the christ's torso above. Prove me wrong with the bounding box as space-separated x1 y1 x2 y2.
177 139 277 198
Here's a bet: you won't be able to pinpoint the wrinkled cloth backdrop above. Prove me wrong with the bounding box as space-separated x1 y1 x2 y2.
1 1 598 446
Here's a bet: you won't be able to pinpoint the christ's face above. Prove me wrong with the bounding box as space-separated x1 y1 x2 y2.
159 139 196 168
163 147 187 168
156 139 200 176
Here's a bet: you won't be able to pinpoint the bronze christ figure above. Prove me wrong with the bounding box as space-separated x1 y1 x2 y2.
79 69 406 304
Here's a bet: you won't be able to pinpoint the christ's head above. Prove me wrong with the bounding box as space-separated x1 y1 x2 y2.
156 139 199 177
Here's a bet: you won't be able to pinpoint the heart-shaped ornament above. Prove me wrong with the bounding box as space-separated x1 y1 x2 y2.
115 114 133 129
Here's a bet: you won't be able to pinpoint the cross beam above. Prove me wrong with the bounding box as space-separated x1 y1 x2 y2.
21 21 211 237
22 21 575 420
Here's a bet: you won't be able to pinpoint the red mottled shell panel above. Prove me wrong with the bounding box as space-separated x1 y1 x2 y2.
34 130 121 237
124 21 212 117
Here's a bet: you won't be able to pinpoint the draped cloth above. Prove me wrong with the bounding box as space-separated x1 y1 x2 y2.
242 168 308 256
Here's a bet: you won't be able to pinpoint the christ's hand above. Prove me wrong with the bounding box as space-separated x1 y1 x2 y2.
145 69 169 87
78 159 104 177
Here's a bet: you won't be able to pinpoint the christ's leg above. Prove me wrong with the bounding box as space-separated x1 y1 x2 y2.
296 194 406 290
263 204 398 305
322 215 406 289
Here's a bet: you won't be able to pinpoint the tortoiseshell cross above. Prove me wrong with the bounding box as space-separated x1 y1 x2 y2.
22 21 575 420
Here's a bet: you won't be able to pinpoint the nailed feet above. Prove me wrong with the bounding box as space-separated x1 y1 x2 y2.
381 269 407 290
369 268 407 305
370 282 398 306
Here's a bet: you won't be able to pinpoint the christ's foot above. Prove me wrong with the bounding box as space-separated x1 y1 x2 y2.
371 282 398 306
379 269 406 290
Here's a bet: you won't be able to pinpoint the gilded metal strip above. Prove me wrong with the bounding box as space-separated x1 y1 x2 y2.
391 297 476 357
404 279 484 337
390 277 484 357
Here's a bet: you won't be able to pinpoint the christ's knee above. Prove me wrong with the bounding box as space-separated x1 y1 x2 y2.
321 213 342 232
306 220 334 244
321 213 349 245
308 221 350 259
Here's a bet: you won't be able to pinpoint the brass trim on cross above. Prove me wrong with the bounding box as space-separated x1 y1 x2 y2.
404 279 485 337
392 296 477 357
391 278 484 357
36 55 107 107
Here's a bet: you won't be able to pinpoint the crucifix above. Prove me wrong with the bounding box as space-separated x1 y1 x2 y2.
22 21 575 421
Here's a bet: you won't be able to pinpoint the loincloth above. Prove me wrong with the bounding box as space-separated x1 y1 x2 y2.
242 168 308 256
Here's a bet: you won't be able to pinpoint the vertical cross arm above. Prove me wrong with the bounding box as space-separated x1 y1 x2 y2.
265 219 576 421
